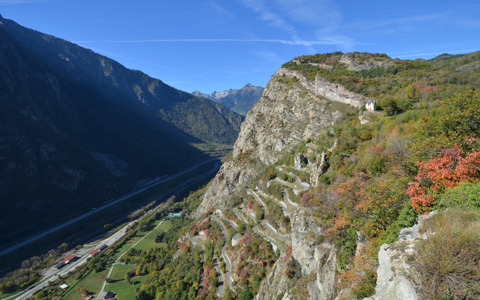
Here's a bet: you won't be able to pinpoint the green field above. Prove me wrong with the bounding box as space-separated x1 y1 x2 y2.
110 242 134 261
62 220 172 299
105 275 147 300
131 220 172 251
64 270 108 300
109 264 135 281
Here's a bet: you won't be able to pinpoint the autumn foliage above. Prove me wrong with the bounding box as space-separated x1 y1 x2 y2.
407 145 480 212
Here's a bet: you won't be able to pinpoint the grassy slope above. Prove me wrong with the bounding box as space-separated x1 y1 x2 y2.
64 270 108 300
132 221 172 252
105 275 147 300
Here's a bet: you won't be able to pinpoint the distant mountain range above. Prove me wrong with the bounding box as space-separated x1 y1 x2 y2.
0 14 243 245
192 83 264 115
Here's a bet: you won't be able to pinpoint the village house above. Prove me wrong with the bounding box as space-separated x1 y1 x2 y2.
365 99 376 112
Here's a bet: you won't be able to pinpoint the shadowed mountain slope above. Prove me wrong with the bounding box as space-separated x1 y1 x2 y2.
0 15 242 245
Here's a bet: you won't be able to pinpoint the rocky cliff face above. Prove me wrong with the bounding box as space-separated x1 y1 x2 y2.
290 208 336 300
194 63 366 298
187 52 480 300
274 68 367 108
233 71 346 166
339 53 394 71
194 68 354 218
365 212 438 300
194 160 257 218
254 208 337 300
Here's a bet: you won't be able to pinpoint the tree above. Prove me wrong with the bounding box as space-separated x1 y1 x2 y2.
238 222 246 235
414 90 480 157
155 231 166 243
256 210 265 222
381 97 398 116
407 145 480 212
441 90 480 139
239 288 254 300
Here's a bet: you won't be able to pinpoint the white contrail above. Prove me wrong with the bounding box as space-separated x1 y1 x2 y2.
74 38 344 46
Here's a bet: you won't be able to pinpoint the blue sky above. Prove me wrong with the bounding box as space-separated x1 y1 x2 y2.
1 0 480 93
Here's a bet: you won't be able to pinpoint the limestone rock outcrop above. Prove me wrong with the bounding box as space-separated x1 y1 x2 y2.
193 160 256 218
274 68 367 108
194 69 351 217
233 70 345 166
339 53 394 71
255 208 337 300
365 211 437 300
291 208 336 300
194 62 375 296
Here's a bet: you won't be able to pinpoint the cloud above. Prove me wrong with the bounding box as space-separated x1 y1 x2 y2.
208 0 235 19
253 50 284 65
0 0 45 5
83 46 178 72
354 5 480 34
0 0 32 5
272 0 341 27
363 12 447 30
237 0 352 51
238 0 296 35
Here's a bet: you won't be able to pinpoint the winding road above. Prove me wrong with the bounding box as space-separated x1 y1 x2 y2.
248 189 267 213
192 235 207 262
232 207 247 224
256 189 293 215
213 254 225 297
241 206 258 224
191 235 207 293
248 189 287 243
271 166 310 196
212 216 233 289
262 220 287 242
192 234 225 297
237 205 284 253
253 225 283 253
282 188 299 208
216 210 238 229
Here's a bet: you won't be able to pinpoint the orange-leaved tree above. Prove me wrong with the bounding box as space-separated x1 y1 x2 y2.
407 145 480 212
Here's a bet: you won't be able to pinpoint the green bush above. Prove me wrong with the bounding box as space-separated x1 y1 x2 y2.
438 182 480 209
238 222 246 235
354 271 376 299
381 97 399 116
239 288 254 300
